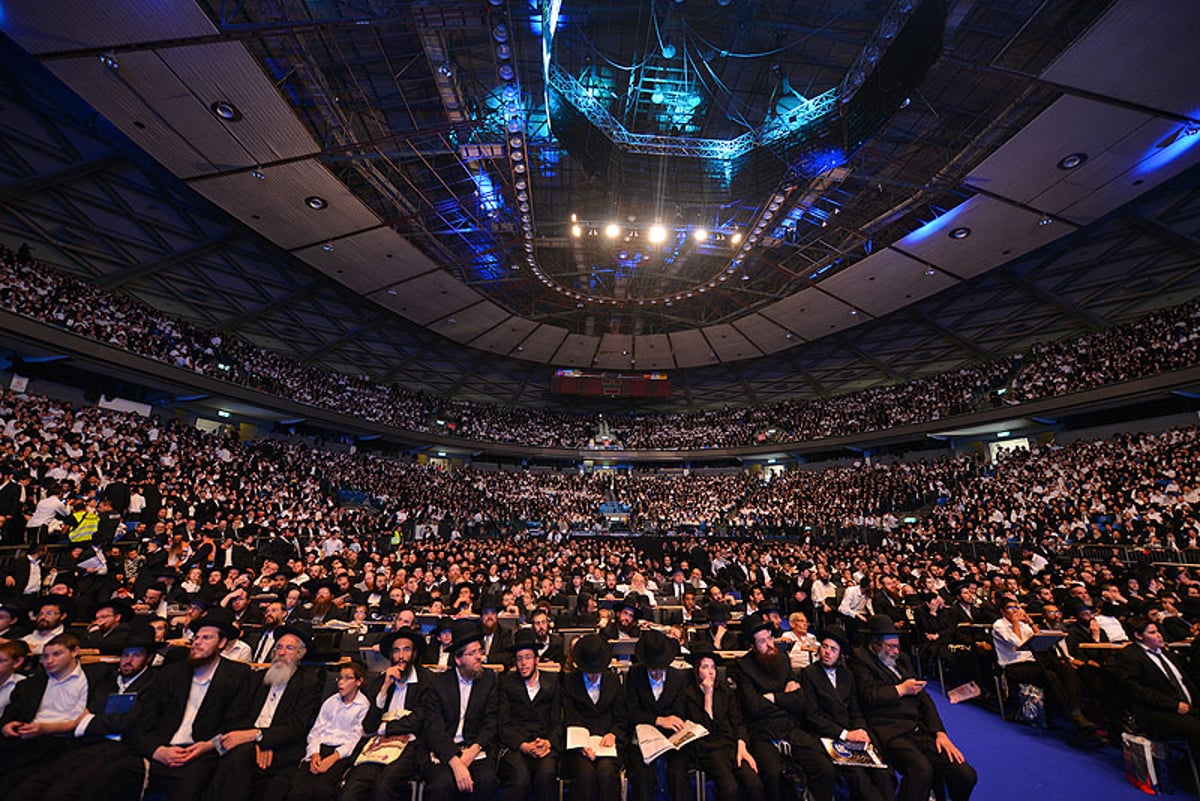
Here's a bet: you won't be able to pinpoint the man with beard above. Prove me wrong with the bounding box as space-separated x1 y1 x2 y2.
21 595 69 655
84 598 132 655
801 626 891 801
301 581 347 625
625 629 690 801
850 615 975 801
249 600 288 664
529 608 564 664
339 627 430 801
421 619 499 801
134 609 255 801
734 614 835 801
8 627 159 801
479 602 513 664
204 623 323 801
499 628 562 801
600 595 643 641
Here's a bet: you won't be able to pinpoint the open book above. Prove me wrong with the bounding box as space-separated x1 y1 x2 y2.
635 722 710 764
820 738 888 768
566 726 618 759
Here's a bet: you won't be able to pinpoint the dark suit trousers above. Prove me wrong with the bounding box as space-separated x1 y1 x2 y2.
338 748 421 801
626 745 688 801
285 757 354 801
148 751 220 801
0 737 76 788
561 752 620 801
748 731 834 801
422 756 497 801
499 749 558 801
203 743 295 801
12 740 137 801
1138 709 1200 758
691 746 764 801
885 732 977 801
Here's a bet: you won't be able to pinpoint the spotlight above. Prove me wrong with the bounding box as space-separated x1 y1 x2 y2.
210 100 242 122
322 242 334 252
1038 216 1053 227
493 23 509 42
437 62 453 77
497 44 512 60
731 232 743 245
1057 152 1087 170
571 224 582 238
604 223 621 239
924 268 936 276
98 53 119 71
648 225 667 244
693 228 708 242
662 43 676 59
499 64 515 81
250 169 265 180
949 226 971 240
651 87 665 105
305 196 328 210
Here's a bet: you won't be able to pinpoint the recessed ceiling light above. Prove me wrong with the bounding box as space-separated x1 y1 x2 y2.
250 169 265 180
1057 152 1087 170
305 196 328 210
98 53 120 70
924 268 936 276
210 100 242 122
322 242 334 251
949 226 971 240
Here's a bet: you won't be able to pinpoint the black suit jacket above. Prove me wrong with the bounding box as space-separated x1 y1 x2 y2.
82 664 158 738
624 665 689 736
848 646 945 746
251 666 323 759
1113 643 1200 723
362 667 431 738
498 668 564 751
421 666 498 763
85 623 132 655
132 656 255 757
0 662 111 726
561 670 626 747
801 661 868 739
481 628 513 665
534 634 565 665
734 651 811 741
681 680 746 753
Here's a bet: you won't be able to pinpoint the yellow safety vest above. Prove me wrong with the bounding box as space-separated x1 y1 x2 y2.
68 510 100 542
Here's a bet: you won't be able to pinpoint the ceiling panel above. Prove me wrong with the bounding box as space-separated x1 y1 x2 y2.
703 323 759 362
632 334 673 369
761 288 859 340
731 313 793 355
820 248 959 318
190 159 381 249
552 332 600 367
158 43 319 167
1042 0 1200 120
295 227 439 296
891 195 1066 280
519 325 570 362
669 329 712 368
428 300 508 342
4 0 216 55
594 333 634 370
471 316 538 355
385 270 484 326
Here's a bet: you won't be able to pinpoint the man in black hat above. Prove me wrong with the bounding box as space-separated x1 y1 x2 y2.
692 601 733 651
734 613 835 801
133 609 256 801
600 594 642 641
499 628 562 801
340 627 430 801
248 599 288 664
562 634 624 801
420 618 499 801
424 616 456 667
850 615 975 801
528 608 564 664
0 599 29 640
625 629 691 801
802 626 891 801
204 622 323 800
479 601 513 664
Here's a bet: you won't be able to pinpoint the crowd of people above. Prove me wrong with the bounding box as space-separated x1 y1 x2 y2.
0 379 1197 797
3 245 1198 452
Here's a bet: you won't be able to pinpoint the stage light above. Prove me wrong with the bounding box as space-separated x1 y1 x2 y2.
571 224 582 238
693 228 708 242
648 225 667 244
730 232 743 245
604 223 621 239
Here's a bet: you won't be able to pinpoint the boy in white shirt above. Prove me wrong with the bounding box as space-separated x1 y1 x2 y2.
284 662 369 801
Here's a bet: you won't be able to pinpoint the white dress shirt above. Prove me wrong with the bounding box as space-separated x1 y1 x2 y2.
22 625 64 655
992 618 1036 668
255 680 289 728
454 672 474 744
307 691 370 760
35 662 88 723
170 659 220 745
0 672 25 717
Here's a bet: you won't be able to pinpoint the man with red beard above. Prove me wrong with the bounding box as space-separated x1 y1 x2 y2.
134 609 255 801
734 614 834 801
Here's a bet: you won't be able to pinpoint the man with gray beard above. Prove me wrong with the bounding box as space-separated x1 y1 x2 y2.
850 615 976 801
204 623 323 801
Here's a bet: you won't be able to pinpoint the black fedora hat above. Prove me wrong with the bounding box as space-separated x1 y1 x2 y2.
815 624 852 654
121 625 158 653
634 629 680 669
741 613 774 642
448 619 485 654
572 633 611 672
706 600 730 623
194 607 240 640
378 627 426 657
274 622 315 651
864 614 900 638
511 627 540 656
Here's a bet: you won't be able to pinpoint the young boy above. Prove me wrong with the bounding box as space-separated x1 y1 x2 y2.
285 661 370 801
0 640 28 717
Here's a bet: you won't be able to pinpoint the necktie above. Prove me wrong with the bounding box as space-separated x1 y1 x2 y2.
1152 650 1191 703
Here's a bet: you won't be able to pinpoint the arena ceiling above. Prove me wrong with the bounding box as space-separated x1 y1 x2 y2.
0 0 1199 412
